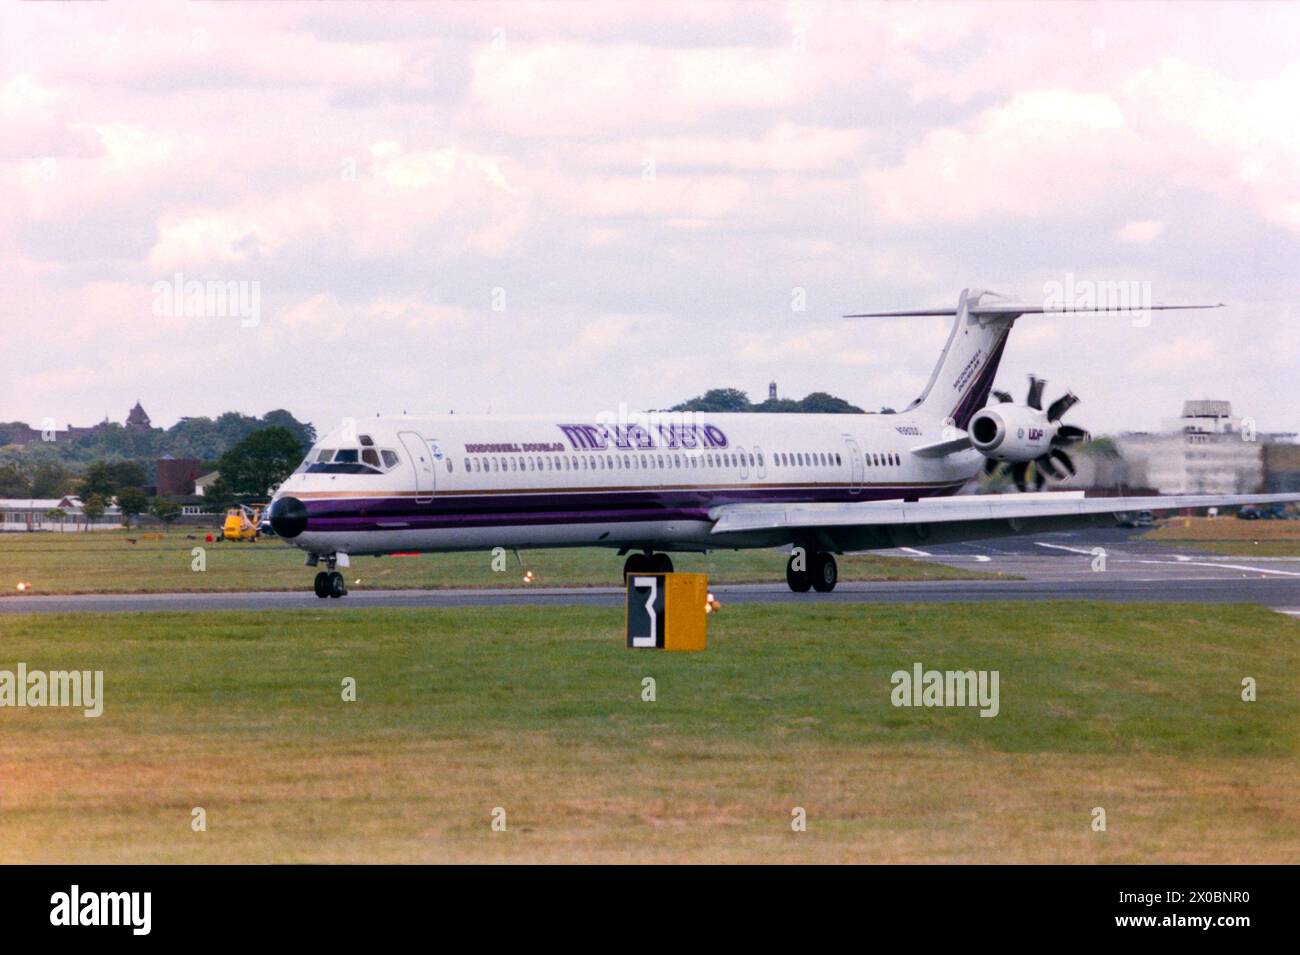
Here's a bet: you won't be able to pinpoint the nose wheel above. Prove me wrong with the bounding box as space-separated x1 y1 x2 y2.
786 551 837 593
313 571 347 599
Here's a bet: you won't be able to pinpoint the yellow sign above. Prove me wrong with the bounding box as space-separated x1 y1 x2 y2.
625 572 708 652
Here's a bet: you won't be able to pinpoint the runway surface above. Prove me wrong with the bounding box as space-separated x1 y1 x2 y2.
3 527 1299 615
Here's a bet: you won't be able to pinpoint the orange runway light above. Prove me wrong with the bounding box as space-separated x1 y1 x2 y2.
522 570 535 584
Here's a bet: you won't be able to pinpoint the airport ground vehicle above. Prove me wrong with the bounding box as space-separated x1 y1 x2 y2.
219 504 263 542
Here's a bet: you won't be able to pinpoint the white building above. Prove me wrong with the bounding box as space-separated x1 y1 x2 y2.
0 496 122 532
1114 400 1266 494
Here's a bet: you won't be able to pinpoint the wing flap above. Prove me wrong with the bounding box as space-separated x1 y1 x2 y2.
710 491 1299 536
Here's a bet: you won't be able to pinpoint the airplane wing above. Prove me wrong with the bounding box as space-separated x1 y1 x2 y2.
707 491 1300 551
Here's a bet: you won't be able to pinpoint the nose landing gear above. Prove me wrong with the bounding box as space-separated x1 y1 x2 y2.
308 553 349 598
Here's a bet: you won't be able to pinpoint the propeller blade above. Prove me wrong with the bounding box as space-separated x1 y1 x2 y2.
1032 464 1048 490
1025 375 1046 410
1053 424 1088 445
992 389 1013 404
1010 461 1029 492
1050 448 1076 476
1046 391 1079 422
1037 453 1062 480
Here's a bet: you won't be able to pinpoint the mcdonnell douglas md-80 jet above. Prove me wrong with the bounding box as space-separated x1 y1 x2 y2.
267 288 1299 597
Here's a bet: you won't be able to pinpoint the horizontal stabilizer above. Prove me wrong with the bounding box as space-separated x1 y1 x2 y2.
846 302 1223 319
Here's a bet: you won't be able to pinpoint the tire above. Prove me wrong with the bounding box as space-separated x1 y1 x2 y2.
328 571 347 598
313 571 330 599
650 553 674 574
811 552 838 593
623 554 649 578
786 556 812 593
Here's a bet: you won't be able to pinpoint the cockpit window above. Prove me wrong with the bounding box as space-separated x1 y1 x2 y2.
300 444 401 475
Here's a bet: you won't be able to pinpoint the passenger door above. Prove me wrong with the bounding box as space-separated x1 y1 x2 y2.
843 435 864 495
398 431 435 504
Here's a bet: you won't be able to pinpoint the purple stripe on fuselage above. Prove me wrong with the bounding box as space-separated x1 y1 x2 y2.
297 482 967 532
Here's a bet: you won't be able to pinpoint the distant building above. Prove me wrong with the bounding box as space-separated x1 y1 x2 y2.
1111 400 1291 495
1 496 121 532
156 455 201 496
126 400 152 432
194 471 221 497
1 402 153 447
769 381 778 401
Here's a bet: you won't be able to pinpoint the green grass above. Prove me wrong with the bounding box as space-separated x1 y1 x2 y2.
0 529 998 595
1143 516 1300 557
0 602 1294 863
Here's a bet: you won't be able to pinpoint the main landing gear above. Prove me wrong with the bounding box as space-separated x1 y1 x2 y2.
623 551 674 577
313 571 347 599
786 550 838 593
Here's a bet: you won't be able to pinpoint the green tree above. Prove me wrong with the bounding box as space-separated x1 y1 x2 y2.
0 463 29 497
44 507 66 527
116 487 149 527
80 460 147 500
80 462 117 499
30 461 72 497
218 426 304 498
202 477 236 512
149 495 182 530
671 388 752 413
797 392 864 414
81 493 105 530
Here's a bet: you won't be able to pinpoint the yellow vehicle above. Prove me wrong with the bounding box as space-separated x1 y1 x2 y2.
220 504 263 542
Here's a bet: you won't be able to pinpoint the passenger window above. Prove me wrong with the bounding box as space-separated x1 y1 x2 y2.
446 459 453 473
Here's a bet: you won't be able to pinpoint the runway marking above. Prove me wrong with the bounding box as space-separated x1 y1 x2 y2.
898 547 932 556
1132 559 1300 578
973 555 991 562
1035 542 1097 556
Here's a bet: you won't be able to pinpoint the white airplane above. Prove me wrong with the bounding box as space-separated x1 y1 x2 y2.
267 288 1299 598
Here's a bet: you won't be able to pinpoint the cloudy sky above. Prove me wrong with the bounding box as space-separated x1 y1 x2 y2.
2 1 1297 437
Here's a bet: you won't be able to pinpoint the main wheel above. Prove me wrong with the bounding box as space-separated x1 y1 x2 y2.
313 571 330 598
811 552 838 593
786 553 812 592
649 553 674 574
623 553 649 578
328 571 347 598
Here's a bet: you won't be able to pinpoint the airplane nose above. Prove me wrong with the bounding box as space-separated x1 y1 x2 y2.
268 496 308 538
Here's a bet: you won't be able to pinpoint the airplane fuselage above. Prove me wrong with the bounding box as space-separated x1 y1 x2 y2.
271 409 982 559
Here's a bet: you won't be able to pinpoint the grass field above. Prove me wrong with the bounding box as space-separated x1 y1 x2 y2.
1142 515 1300 557
0 602 1295 863
0 529 997 595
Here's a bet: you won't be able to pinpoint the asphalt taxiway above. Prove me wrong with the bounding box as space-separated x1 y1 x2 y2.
2 527 1298 615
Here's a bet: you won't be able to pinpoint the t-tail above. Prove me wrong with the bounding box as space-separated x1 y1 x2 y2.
845 287 1223 429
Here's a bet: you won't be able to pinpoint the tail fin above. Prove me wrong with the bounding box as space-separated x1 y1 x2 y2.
845 288 1221 429
848 288 1013 429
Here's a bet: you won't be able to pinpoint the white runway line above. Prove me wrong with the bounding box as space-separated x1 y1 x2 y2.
898 546 932 556
1035 542 1097 556
1132 559 1300 578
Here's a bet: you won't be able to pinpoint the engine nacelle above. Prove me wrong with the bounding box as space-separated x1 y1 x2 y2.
968 405 1055 462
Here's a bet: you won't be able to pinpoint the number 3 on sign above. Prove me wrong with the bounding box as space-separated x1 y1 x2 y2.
631 576 659 647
